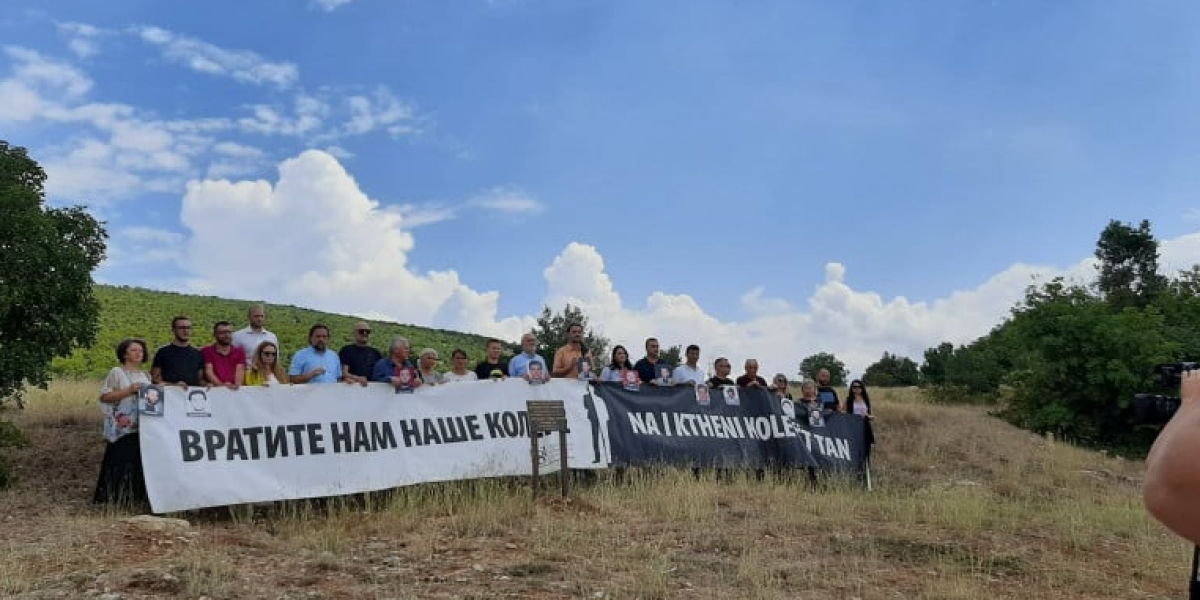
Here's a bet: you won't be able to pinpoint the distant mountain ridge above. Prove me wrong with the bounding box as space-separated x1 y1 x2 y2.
53 285 511 378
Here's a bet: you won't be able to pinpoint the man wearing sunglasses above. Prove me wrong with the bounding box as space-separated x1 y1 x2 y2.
339 321 382 386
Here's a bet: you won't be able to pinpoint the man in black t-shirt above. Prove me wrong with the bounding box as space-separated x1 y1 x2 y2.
339 321 382 385
474 338 510 380
151 315 205 387
635 337 673 384
706 357 736 388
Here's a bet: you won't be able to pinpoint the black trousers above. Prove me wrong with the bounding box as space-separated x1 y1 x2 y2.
93 433 148 506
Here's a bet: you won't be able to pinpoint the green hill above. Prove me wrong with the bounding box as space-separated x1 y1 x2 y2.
52 285 515 378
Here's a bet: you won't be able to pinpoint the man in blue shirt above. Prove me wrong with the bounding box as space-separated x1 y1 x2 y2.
508 333 549 382
289 324 344 384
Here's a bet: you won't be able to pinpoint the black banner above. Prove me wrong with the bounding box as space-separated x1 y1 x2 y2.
593 383 868 474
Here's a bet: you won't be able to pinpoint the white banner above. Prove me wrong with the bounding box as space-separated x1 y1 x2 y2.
140 379 611 512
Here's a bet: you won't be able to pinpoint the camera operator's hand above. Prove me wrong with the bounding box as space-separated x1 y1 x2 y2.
1145 368 1200 543
1183 368 1200 405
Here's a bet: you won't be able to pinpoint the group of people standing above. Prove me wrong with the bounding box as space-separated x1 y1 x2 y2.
93 304 876 507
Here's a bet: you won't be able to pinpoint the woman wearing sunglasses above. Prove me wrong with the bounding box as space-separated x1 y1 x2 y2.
246 341 289 385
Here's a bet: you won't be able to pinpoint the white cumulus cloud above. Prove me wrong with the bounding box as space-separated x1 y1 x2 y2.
177 150 533 342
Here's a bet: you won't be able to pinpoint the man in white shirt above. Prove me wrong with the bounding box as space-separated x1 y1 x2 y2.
672 344 705 386
232 304 279 366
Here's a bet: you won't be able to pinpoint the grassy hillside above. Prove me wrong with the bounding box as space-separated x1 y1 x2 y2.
0 385 1180 599
52 285 513 378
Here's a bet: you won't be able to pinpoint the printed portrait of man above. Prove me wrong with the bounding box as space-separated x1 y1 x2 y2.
141 384 164 416
187 389 209 414
528 361 545 383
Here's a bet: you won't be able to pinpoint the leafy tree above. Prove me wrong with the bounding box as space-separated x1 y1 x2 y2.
798 352 846 386
0 141 107 486
920 342 954 386
1094 219 1168 311
659 344 682 369
1002 277 1175 445
862 351 920 387
1152 265 1200 360
0 141 107 405
529 304 610 368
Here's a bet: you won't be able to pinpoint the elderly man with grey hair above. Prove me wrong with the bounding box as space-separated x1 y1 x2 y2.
371 336 417 384
508 332 549 382
736 358 768 388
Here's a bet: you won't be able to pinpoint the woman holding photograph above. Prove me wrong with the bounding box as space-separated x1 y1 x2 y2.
93 338 151 506
599 345 635 382
245 341 288 385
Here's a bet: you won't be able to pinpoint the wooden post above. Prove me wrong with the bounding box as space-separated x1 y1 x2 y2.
527 400 569 499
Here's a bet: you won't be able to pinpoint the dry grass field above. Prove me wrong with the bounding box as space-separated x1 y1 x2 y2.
0 382 1188 599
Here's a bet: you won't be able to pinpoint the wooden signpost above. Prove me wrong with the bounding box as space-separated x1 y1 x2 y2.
526 400 569 499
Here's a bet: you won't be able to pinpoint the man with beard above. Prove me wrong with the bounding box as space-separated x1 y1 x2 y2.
289 324 345 384
551 323 592 379
203 321 246 389
817 368 840 412
151 315 206 387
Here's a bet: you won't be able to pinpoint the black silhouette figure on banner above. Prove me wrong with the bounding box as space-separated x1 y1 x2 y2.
582 388 603 463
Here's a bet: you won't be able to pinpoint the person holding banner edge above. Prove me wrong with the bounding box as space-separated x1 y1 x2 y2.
94 338 151 506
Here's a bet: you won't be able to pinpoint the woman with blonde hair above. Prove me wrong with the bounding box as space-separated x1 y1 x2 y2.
246 341 288 385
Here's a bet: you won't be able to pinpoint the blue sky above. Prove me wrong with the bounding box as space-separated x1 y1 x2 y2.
4 0 1200 378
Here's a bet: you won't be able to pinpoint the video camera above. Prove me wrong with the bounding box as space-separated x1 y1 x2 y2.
1132 362 1197 425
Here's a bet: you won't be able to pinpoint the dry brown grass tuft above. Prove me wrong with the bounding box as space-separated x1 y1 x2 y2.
0 382 1188 599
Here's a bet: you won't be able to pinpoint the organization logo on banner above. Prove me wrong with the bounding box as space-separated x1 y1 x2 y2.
186 389 211 417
